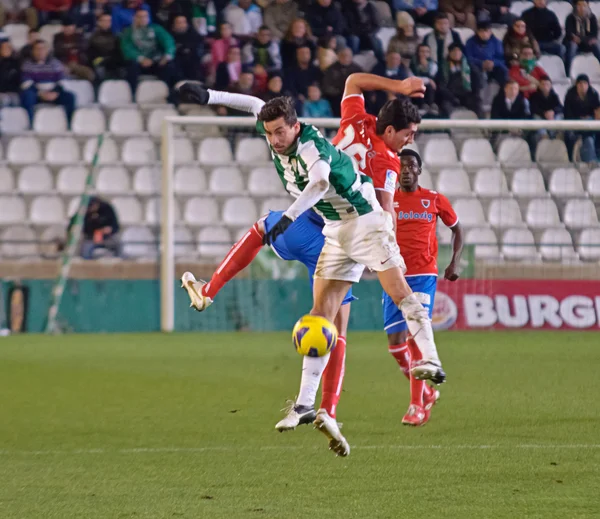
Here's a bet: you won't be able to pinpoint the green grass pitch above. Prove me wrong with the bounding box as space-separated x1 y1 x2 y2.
1 331 599 518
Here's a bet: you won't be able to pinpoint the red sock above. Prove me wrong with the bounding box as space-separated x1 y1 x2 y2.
202 223 263 299
407 338 425 407
320 336 346 419
388 342 410 380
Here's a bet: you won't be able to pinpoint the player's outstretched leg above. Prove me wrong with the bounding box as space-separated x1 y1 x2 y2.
181 220 264 311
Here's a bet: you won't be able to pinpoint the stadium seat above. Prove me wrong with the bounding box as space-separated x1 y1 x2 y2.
437 224 452 245
353 51 377 72
172 138 195 165
497 137 532 165
209 167 245 195
548 1 573 28
39 24 62 45
17 165 53 194
502 228 538 261
450 108 478 121
570 53 600 82
147 107 177 137
110 196 143 225
30 195 64 224
539 228 578 262
96 166 130 194
235 137 270 163
548 168 585 197
587 168 600 199
109 108 144 136
0 226 37 257
488 198 524 228
525 198 561 229
510 0 531 17
436 168 471 196
563 199 599 229
133 166 161 195
198 137 233 165
145 197 182 225
465 227 500 259
535 139 569 163
577 227 600 261
452 198 487 227
174 166 207 194
473 168 509 197
248 166 286 195
423 139 458 167
419 169 434 190
60 79 95 107
511 168 547 198
460 138 497 169
7 136 42 164
98 80 133 106
454 27 474 46
45 137 80 164
72 108 106 135
0 196 27 224
222 197 258 226
121 226 156 258
373 0 393 25
184 197 220 225
33 106 68 135
0 166 14 193
376 27 396 51
136 80 169 105
122 137 157 165
538 55 569 84
1 107 30 133
3 23 29 50
174 226 195 257
197 226 232 258
56 166 87 194
260 197 293 214
553 82 569 104
84 136 118 164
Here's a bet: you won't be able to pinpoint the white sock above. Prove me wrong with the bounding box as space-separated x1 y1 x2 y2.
296 353 331 408
399 294 440 364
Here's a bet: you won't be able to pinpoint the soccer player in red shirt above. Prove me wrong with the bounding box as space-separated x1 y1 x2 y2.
384 149 464 426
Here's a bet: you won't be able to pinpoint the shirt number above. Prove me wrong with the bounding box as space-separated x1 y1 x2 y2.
335 125 368 171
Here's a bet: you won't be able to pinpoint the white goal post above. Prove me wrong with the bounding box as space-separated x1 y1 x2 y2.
160 116 600 332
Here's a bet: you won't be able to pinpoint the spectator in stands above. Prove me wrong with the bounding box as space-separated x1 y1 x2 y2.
0 41 21 106
53 17 95 82
411 43 439 112
72 0 112 33
322 47 362 116
503 18 540 62
521 0 564 59
263 0 298 41
435 42 482 117
530 75 563 139
0 0 38 28
393 0 438 28
564 0 600 76
211 23 238 74
72 196 121 260
491 77 530 119
564 74 600 161
170 15 203 81
19 28 39 64
252 63 268 93
302 83 333 117
232 67 255 95
317 34 338 71
33 0 73 25
121 8 177 93
440 0 476 30
306 0 346 40
190 0 216 37
280 19 316 68
112 0 151 33
224 0 263 40
284 45 322 100
345 0 384 63
151 0 192 29
464 20 507 87
262 71 284 101
475 0 514 26
423 12 462 65
215 45 242 90
242 25 281 70
388 12 419 67
89 13 123 83
508 46 547 98
370 50 410 112
20 40 76 125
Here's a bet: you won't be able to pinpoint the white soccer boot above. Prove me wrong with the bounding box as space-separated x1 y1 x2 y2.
275 401 316 431
411 360 446 385
314 409 350 457
181 272 213 312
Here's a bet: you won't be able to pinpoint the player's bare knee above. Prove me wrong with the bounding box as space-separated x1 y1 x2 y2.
387 331 407 346
255 216 267 235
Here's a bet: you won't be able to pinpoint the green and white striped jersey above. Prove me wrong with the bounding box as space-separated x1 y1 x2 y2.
256 121 378 222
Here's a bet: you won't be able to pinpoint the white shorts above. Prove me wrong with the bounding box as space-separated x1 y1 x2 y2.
314 210 406 283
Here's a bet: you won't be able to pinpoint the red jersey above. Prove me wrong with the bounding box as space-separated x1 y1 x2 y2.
394 187 458 276
332 94 400 195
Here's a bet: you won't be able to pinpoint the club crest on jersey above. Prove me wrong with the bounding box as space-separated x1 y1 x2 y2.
421 199 431 209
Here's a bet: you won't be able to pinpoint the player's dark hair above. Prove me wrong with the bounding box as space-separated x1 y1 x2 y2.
399 149 422 168
257 96 298 126
375 98 421 135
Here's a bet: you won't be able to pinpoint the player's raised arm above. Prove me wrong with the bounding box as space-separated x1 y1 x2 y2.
343 73 426 99
176 81 265 115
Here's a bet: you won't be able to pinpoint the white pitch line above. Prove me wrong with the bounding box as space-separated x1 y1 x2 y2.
1 444 599 455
